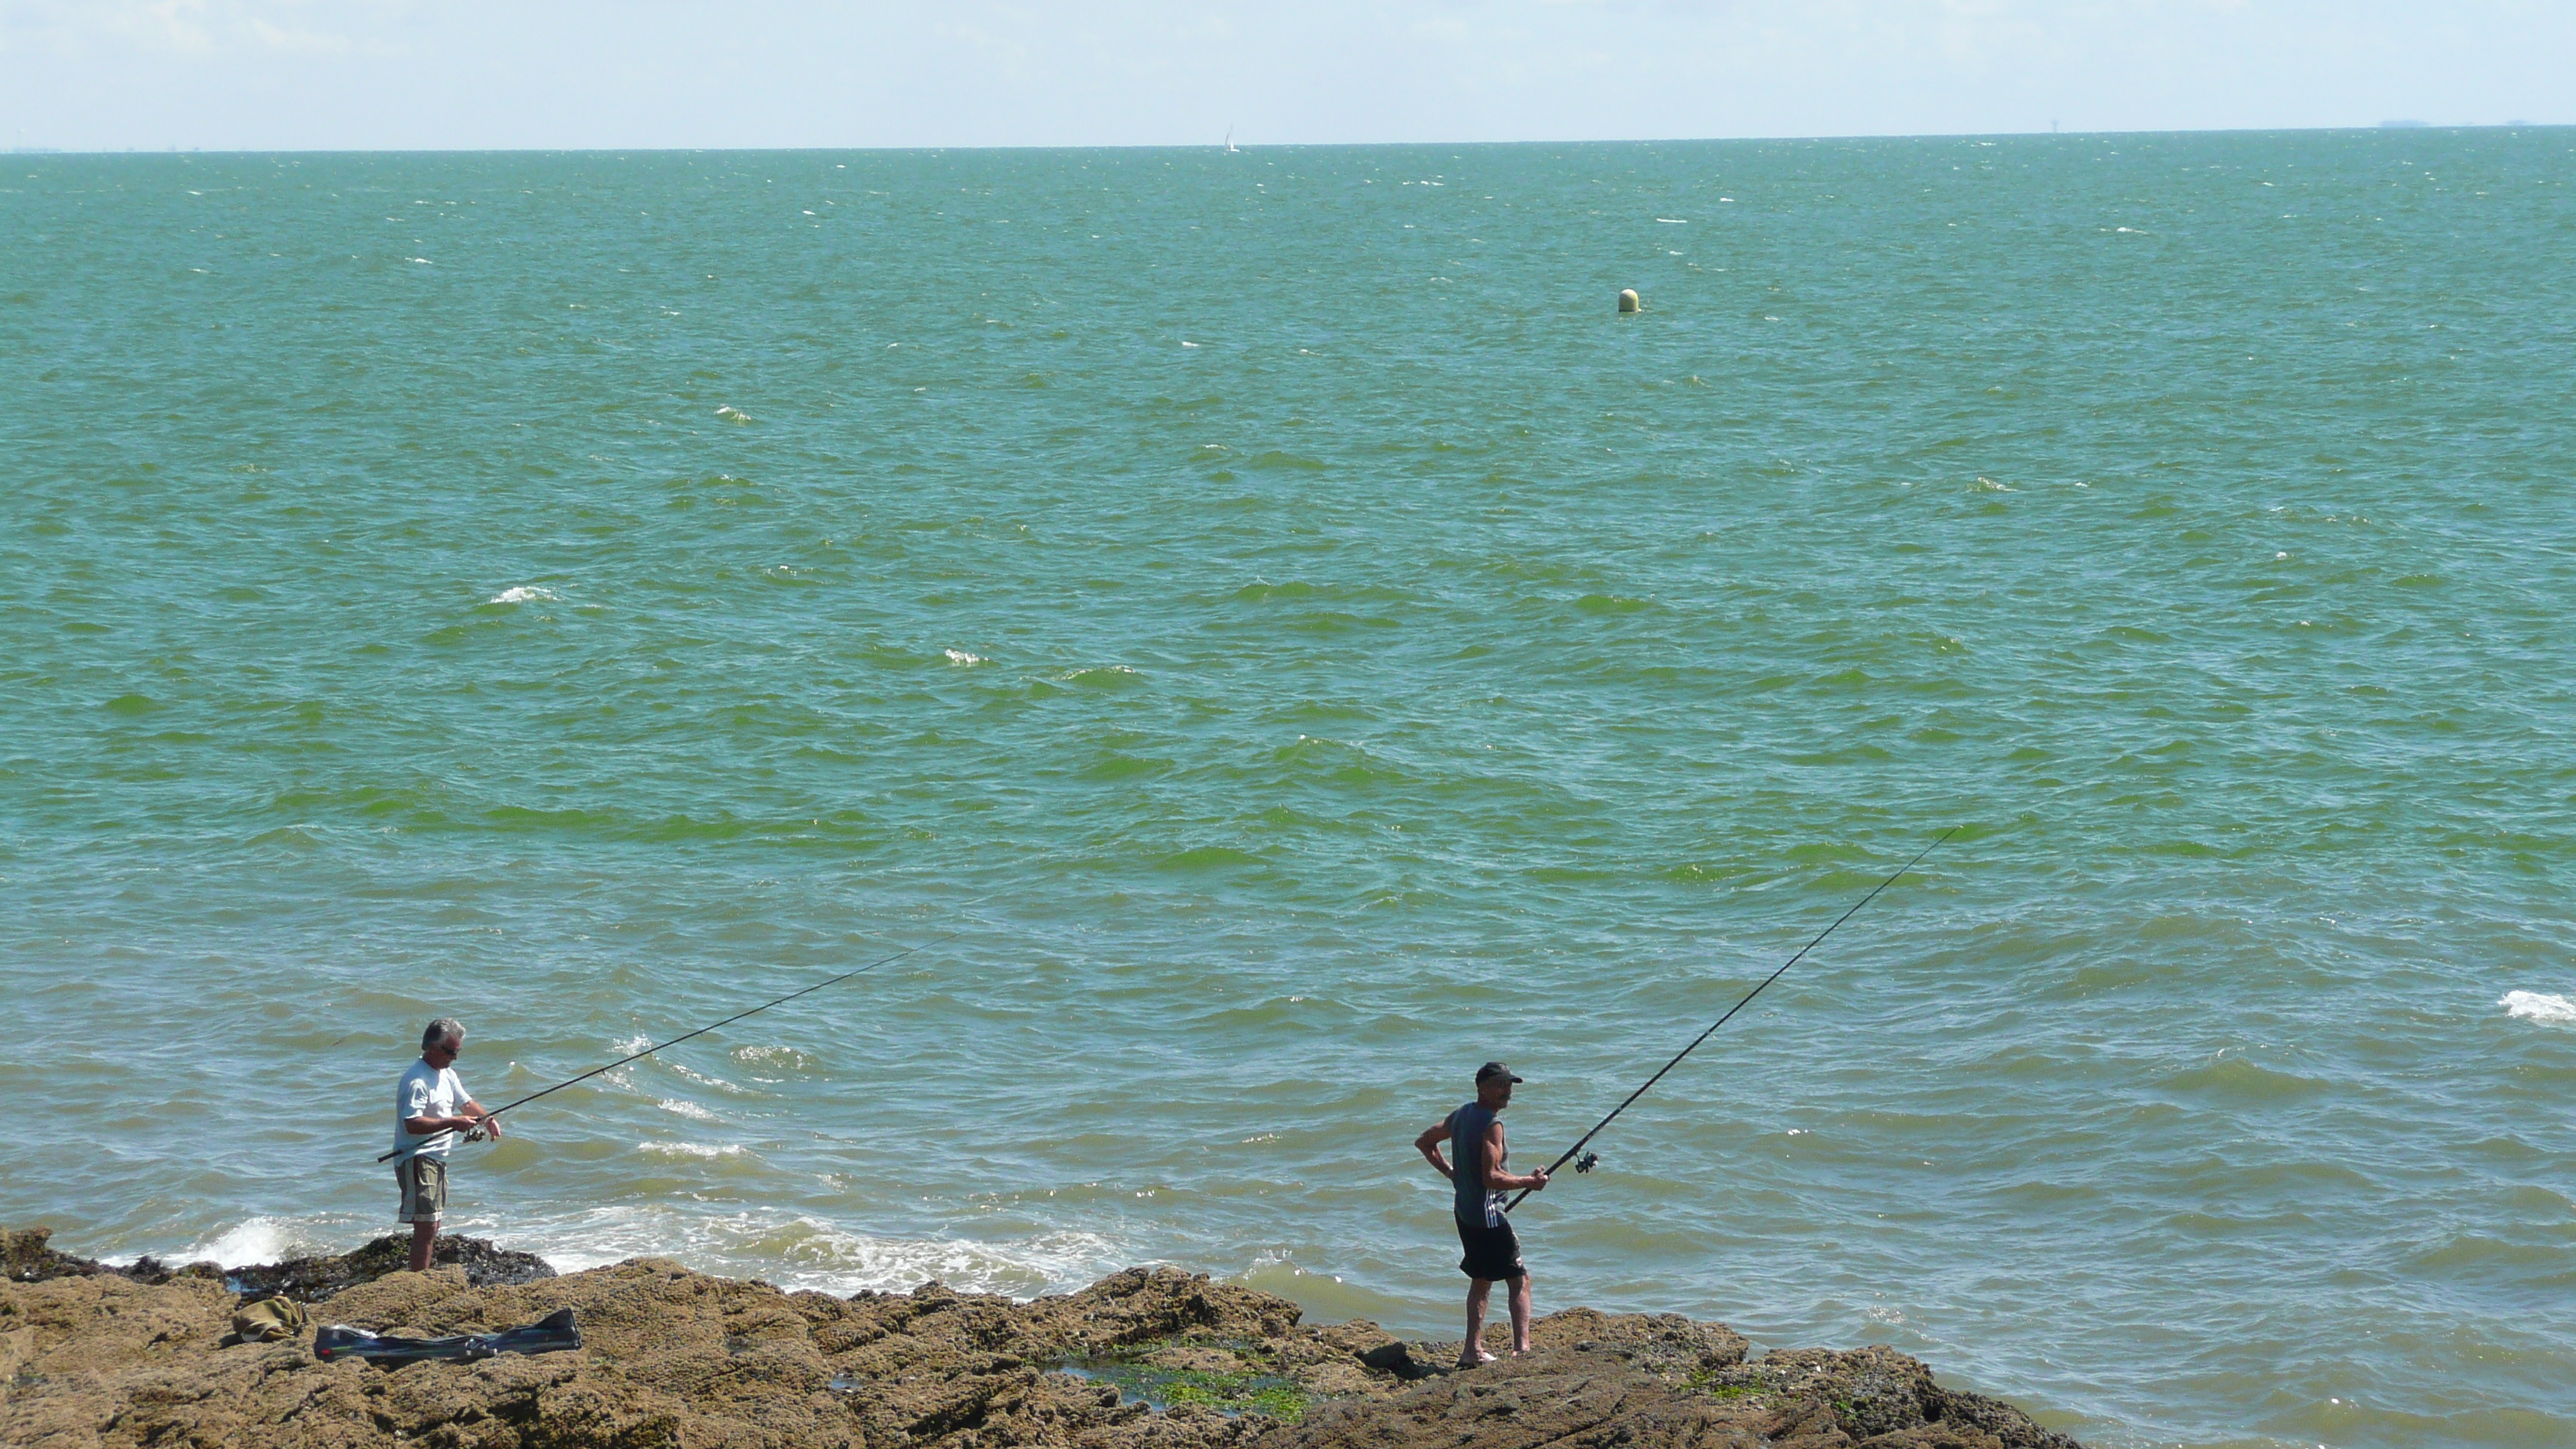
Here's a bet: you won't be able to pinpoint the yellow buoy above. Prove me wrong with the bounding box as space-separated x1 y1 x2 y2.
1617 289 1641 313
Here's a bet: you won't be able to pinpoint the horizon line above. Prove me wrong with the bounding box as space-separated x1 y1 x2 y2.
7 120 2567 159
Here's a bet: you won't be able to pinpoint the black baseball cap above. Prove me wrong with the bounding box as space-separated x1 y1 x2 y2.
1476 1061 1524 1084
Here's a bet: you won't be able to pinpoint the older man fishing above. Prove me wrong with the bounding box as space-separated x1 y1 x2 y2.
391 1017 502 1272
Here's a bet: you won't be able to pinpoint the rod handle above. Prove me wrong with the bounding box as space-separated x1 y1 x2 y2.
375 1125 492 1163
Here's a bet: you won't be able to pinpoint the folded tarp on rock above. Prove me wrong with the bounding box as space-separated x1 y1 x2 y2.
232 1297 309 1343
313 1307 581 1367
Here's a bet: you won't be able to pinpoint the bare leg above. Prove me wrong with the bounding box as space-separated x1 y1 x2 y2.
408 1219 437 1273
1460 1278 1497 1366
1507 1273 1533 1354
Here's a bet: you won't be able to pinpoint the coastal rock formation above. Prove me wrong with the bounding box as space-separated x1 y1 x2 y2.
0 1228 2083 1449
4 1225 227 1286
2 1227 553 1295
228 1233 557 1298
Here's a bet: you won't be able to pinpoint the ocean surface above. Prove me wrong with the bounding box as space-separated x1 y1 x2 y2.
3 129 2572 1449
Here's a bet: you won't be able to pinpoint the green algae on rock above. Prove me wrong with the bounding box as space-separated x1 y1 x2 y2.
1050 1342 1316 1422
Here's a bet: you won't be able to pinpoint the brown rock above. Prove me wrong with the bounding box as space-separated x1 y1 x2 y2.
0 1226 2084 1449
229 1233 557 1300
2 1226 550 1299
4 1227 107 1284
1695 1345 2085 1449
2 1227 223 1289
1266 1345 1766 1449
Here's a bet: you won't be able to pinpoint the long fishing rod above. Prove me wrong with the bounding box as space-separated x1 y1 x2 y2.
1506 826 1958 1211
376 927 964 1163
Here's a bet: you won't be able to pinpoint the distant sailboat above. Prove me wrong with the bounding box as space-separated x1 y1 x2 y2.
1225 128 1239 154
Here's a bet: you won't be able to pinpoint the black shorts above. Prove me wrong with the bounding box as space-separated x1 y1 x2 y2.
1456 1216 1526 1281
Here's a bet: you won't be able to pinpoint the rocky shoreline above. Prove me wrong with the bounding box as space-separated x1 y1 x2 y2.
2 1225 2084 1449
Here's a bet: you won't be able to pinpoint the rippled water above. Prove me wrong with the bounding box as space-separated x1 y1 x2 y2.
4 130 2572 1449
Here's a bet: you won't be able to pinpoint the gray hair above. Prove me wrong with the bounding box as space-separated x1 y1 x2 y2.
422 1017 466 1052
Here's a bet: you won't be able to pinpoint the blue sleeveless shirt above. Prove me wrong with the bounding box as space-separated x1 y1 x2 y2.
1450 1101 1506 1228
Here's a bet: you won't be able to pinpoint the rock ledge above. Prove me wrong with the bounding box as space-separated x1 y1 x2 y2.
0 1225 2083 1449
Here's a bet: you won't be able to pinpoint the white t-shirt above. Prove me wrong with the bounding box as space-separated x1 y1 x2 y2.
392 1060 471 1160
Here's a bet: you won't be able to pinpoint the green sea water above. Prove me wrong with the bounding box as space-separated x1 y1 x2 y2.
3 130 2572 1448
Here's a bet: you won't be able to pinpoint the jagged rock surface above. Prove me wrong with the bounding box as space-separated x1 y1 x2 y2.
3 1225 224 1287
0 1228 2084 1449
226 1233 557 1299
1 1227 550 1297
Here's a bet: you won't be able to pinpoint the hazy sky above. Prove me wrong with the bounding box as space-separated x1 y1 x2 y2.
2 1 2568 152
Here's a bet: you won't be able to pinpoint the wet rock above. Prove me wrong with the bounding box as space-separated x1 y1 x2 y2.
1408 1304 1748 1380
0 1227 2084 1449
1310 1322 1419 1379
1265 1336 2080 1449
1269 1345 1767 1449
1694 1345 2087 1449
3 1226 109 1283
4 1226 226 1287
2 1226 547 1300
224 1232 557 1300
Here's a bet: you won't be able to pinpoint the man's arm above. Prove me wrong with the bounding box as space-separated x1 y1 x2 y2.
402 1112 485 1136
402 1090 499 1140
1481 1120 1549 1193
400 1078 472 1138
1415 1114 1456 1180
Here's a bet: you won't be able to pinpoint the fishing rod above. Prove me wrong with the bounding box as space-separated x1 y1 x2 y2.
1506 826 1958 1211
377 927 965 1163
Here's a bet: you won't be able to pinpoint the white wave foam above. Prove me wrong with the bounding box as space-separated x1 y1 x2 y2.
170 1214 361 1268
490 585 558 605
180 1217 295 1267
732 1044 808 1067
505 1205 1136 1300
141 1209 1135 1307
664 1061 751 1094
2501 990 2576 1026
944 649 983 666
638 1140 744 1159
731 1044 813 1079
657 1098 719 1121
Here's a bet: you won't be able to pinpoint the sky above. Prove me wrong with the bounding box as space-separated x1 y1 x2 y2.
1 0 2569 152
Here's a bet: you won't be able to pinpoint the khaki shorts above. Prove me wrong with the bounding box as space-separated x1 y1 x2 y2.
396 1156 447 1224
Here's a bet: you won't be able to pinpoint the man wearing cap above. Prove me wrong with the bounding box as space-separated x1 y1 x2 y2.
1414 1061 1550 1366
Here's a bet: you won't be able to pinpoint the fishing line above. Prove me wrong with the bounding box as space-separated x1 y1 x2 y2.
1506 827 1958 1211
377 926 968 1163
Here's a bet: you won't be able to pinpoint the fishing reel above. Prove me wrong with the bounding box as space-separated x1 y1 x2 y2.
1574 1151 1599 1174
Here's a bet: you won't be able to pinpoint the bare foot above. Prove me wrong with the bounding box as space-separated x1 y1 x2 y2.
1454 1348 1497 1368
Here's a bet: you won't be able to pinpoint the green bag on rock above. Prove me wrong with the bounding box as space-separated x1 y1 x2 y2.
233 1296 309 1343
